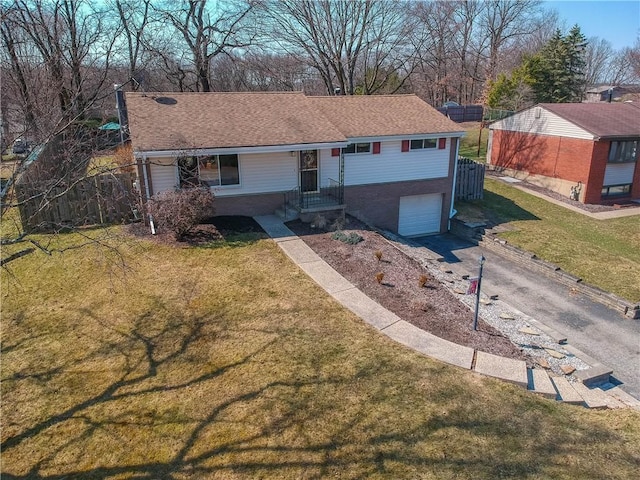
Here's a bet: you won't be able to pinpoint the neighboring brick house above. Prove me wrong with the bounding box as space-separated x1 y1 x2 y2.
126 92 465 236
487 103 640 204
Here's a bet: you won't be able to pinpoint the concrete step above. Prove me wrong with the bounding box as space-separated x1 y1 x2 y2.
573 364 613 387
604 386 640 409
474 351 528 388
274 207 299 222
571 382 610 409
527 367 557 399
550 376 584 405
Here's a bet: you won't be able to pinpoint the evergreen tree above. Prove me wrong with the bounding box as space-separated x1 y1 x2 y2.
529 25 587 103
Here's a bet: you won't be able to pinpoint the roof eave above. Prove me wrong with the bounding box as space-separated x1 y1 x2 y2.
133 140 351 158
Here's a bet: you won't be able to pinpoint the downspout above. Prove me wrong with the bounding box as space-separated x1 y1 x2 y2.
141 155 155 234
448 136 461 230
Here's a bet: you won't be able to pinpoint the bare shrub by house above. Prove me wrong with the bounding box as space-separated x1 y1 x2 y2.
148 188 215 239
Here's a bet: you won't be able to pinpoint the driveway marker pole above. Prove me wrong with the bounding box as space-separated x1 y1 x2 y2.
473 255 485 331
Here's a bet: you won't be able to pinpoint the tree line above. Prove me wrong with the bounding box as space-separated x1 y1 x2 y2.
2 0 639 144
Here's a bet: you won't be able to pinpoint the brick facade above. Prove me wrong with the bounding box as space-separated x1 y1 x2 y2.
490 130 638 204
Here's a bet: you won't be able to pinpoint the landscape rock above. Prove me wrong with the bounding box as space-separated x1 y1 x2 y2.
561 365 576 375
519 326 540 335
536 358 551 369
545 348 566 359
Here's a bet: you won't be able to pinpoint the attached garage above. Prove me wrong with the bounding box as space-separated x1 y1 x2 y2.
398 193 443 236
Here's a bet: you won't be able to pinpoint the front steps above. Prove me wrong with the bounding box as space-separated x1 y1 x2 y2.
526 366 639 409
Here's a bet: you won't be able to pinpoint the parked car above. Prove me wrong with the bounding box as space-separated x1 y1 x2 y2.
442 101 460 108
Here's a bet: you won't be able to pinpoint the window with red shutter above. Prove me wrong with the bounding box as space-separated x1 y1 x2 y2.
401 140 409 152
373 142 381 154
438 138 446 149
331 148 340 157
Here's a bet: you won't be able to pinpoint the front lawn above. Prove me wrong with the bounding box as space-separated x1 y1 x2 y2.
2 224 639 478
455 178 640 302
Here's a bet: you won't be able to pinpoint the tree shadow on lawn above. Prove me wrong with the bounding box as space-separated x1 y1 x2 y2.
2 297 638 478
457 189 540 229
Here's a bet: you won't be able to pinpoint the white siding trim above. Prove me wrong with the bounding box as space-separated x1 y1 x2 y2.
344 140 450 185
603 162 636 186
213 152 297 197
490 107 595 140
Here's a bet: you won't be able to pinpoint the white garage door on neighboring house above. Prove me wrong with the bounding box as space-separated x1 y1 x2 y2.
398 193 443 236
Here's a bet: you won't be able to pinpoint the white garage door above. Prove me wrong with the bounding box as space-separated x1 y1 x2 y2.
398 193 443 236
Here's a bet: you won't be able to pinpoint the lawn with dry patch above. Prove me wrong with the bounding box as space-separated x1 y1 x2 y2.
2 224 639 478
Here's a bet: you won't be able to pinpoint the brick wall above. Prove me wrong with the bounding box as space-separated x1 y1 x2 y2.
490 130 614 203
345 178 452 233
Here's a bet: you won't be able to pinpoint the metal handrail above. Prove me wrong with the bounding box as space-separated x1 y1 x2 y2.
283 182 344 211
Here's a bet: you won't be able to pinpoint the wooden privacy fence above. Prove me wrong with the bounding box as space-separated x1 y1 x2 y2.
436 105 484 122
15 172 138 232
456 157 485 201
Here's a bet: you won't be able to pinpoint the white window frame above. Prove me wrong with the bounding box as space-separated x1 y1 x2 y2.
178 154 241 187
409 139 437 150
342 142 371 155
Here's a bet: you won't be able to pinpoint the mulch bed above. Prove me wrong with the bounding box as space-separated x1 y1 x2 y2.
128 214 526 361
125 216 265 246
287 217 528 362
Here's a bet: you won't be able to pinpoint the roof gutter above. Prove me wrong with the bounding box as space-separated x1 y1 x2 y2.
133 141 350 158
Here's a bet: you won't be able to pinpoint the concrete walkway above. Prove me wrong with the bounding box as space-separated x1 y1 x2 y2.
255 215 520 383
254 215 640 410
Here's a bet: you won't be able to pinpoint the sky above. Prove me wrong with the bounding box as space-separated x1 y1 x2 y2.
545 1 640 49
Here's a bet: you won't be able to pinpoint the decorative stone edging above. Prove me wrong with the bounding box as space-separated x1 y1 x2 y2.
451 219 640 319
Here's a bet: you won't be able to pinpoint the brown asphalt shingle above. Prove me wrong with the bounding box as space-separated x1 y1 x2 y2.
542 103 640 139
126 91 462 153
309 95 462 138
126 91 346 152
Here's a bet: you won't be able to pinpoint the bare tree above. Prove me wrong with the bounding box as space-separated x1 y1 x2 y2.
261 0 414 95
481 0 543 82
154 0 255 92
112 0 152 89
9 0 118 125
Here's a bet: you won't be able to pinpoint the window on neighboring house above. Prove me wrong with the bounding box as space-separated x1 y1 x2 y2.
601 184 631 197
343 142 371 154
410 138 437 150
608 140 638 163
179 154 240 187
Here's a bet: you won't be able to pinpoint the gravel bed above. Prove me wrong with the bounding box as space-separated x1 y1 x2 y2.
382 233 591 380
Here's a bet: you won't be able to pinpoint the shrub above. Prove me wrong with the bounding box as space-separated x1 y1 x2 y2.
331 230 363 244
418 274 429 288
148 187 215 240
374 250 383 261
375 272 384 284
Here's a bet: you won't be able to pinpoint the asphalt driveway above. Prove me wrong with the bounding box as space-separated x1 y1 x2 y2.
415 234 640 399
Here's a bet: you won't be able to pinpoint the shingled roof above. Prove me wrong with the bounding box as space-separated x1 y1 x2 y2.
308 95 462 138
126 91 462 153
541 102 640 139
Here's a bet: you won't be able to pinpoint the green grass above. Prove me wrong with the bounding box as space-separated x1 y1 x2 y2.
458 123 488 162
456 178 640 302
2 225 640 478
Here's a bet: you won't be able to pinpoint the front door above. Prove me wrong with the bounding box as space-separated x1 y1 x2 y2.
299 150 318 193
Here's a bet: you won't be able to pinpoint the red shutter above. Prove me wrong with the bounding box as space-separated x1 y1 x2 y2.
373 142 381 154
331 148 340 157
438 138 446 149
401 140 410 152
